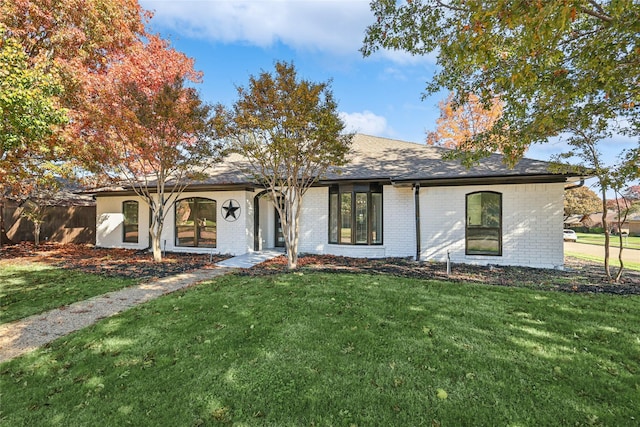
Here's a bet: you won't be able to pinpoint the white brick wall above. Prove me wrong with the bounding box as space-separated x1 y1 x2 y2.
96 195 150 250
419 183 565 269
96 190 254 256
96 181 565 268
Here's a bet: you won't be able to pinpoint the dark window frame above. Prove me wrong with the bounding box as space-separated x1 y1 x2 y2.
122 200 139 243
465 191 502 256
328 183 383 245
174 197 217 248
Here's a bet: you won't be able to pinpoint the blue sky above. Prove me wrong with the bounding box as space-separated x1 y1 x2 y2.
140 0 636 190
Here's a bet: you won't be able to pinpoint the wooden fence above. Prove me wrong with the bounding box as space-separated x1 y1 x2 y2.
2 204 96 245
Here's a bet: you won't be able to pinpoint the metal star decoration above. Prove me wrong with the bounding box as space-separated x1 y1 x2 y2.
222 199 240 221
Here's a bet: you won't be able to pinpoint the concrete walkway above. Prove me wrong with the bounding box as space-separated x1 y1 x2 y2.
216 249 284 268
0 250 284 363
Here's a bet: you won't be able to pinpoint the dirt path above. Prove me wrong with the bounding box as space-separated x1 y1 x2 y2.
0 267 233 363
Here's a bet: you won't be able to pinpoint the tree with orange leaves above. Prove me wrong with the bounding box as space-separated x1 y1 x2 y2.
426 93 504 156
0 0 148 195
83 36 225 262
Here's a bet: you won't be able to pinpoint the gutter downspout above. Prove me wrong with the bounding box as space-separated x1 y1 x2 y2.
564 179 585 191
414 183 421 261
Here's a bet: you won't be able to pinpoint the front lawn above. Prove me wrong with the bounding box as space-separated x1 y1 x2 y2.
0 263 137 324
2 272 638 426
576 232 640 250
566 252 640 272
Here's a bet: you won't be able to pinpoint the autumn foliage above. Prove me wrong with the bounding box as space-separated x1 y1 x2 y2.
216 61 351 269
426 93 504 152
82 35 222 262
0 0 148 194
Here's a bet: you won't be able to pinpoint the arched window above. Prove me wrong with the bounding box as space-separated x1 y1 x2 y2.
122 200 139 243
175 198 217 248
466 192 502 256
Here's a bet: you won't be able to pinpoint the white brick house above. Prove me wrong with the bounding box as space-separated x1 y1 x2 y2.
94 134 585 269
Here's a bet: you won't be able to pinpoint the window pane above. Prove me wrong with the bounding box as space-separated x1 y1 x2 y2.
175 199 195 247
355 193 368 243
340 193 352 243
466 192 501 256
176 198 216 248
483 193 501 227
466 228 501 255
329 193 338 243
123 201 138 243
197 199 216 248
467 193 482 226
371 192 382 244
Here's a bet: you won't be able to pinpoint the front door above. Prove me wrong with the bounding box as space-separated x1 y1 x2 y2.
274 205 285 247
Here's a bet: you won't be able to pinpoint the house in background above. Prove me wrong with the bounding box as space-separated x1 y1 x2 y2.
93 134 587 269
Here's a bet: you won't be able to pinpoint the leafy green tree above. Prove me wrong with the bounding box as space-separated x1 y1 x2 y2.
0 27 68 192
1 0 148 196
362 1 639 165
551 114 637 282
215 61 352 269
564 186 601 221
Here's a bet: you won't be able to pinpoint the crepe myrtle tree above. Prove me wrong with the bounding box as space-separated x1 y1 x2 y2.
552 112 638 282
215 61 352 269
84 36 224 262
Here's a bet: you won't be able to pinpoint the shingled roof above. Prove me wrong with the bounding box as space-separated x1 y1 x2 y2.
319 134 583 186
92 134 585 194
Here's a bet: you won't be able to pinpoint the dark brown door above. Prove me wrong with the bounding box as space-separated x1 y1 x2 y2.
274 204 285 247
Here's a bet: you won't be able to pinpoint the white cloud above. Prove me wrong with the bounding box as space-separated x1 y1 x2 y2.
141 0 374 56
339 110 389 135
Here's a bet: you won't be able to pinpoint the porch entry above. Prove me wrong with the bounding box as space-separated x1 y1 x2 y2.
253 190 285 251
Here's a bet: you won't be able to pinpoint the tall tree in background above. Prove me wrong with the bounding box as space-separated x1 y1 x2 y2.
564 186 601 221
0 0 147 195
215 61 352 269
362 1 639 166
552 117 630 282
83 36 223 262
426 93 504 152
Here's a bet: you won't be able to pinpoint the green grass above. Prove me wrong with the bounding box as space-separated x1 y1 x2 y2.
0 263 137 324
576 233 640 250
2 272 639 426
566 252 640 271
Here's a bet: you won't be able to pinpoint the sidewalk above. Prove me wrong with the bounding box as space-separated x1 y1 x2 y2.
0 250 284 363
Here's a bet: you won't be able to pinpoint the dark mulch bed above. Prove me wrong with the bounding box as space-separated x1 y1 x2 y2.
0 243 230 279
238 254 640 295
2 243 638 295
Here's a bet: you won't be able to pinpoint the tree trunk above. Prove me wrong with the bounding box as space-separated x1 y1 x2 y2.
150 218 163 262
280 190 300 270
147 196 164 263
600 193 611 281
152 233 162 262
614 234 624 283
34 221 42 246
287 213 299 270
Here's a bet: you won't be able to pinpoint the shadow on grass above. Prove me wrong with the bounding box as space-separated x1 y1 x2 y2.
0 264 136 325
1 273 638 426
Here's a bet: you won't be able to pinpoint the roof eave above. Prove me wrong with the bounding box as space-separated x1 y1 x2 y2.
389 174 582 188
